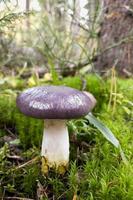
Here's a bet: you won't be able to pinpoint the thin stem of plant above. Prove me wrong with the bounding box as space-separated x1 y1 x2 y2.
108 60 118 113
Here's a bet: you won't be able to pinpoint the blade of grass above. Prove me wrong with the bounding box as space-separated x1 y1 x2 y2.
86 113 128 164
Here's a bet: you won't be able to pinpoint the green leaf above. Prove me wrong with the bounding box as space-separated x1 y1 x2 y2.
86 113 128 164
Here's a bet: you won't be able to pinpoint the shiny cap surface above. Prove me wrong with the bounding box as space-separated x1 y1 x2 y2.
16 85 96 119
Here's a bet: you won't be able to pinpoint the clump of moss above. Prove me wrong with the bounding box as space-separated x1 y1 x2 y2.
61 76 82 90
0 75 133 199
0 93 16 125
14 112 43 149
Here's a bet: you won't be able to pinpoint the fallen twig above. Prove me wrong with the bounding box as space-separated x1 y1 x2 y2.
7 155 24 161
15 156 39 170
4 197 34 200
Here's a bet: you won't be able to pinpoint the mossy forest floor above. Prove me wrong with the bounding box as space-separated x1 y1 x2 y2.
0 75 133 200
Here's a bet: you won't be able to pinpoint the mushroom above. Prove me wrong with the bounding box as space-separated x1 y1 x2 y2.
16 85 96 173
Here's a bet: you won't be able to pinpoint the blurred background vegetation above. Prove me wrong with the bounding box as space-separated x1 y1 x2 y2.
0 0 105 79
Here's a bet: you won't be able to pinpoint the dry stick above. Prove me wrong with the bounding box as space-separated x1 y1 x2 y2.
72 193 77 200
108 69 113 110
4 124 16 138
112 67 117 114
4 197 34 200
108 60 118 111
15 156 39 170
7 155 24 161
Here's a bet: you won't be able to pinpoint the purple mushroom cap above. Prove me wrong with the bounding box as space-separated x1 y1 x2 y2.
16 85 96 119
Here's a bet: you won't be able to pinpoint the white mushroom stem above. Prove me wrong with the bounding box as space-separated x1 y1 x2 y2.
41 119 69 168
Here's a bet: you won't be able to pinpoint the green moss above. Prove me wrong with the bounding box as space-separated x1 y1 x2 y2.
0 94 16 125
14 112 43 149
22 164 40 195
61 76 82 90
0 75 133 199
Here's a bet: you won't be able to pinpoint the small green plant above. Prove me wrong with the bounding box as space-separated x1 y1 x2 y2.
0 75 132 199
86 113 127 163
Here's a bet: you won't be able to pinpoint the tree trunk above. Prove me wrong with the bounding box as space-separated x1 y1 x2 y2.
94 0 133 76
